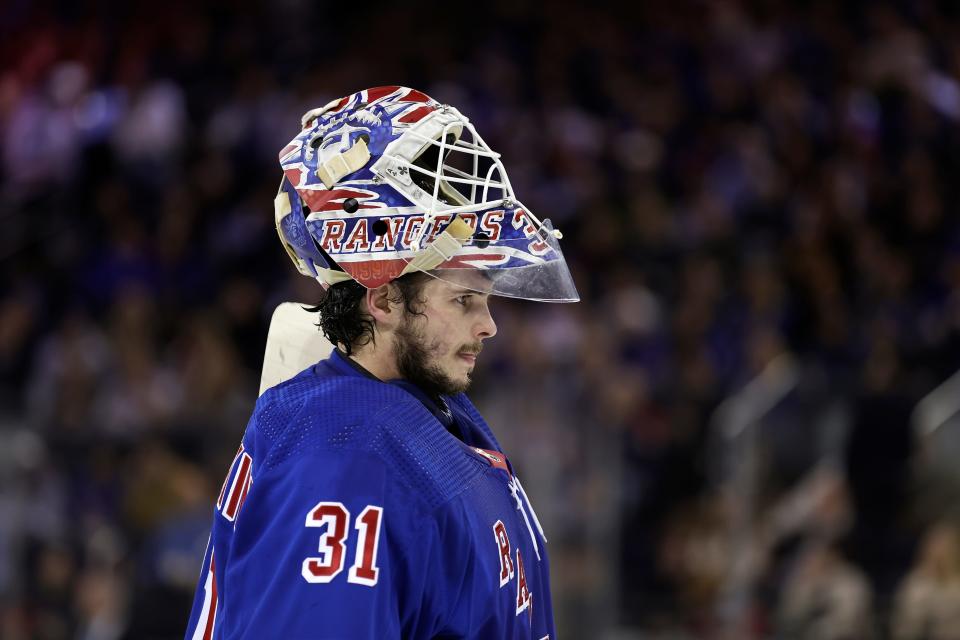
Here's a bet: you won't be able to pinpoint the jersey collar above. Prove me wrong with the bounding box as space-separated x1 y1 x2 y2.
329 348 457 433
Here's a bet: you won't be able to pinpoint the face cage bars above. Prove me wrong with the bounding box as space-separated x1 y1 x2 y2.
387 115 560 252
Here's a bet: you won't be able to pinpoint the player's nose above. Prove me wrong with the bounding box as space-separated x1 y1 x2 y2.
475 302 497 340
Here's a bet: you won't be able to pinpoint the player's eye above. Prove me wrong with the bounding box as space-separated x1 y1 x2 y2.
454 295 471 306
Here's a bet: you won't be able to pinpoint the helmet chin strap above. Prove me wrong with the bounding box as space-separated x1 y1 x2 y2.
400 215 475 274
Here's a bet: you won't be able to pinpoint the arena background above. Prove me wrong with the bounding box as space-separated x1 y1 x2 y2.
3 0 960 638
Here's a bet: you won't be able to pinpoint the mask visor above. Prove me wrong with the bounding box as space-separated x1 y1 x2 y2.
418 217 580 303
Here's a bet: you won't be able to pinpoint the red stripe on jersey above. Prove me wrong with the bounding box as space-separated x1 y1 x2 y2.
223 453 252 521
217 445 244 510
203 554 218 640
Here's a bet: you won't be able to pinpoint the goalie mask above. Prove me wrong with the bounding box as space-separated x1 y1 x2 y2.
274 86 579 303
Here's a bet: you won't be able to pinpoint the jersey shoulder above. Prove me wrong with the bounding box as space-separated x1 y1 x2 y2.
252 365 488 511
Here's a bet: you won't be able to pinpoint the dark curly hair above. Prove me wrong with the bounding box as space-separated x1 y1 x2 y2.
310 272 432 355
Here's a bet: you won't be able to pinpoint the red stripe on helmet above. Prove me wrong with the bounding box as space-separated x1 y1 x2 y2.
300 188 377 213
398 105 437 123
403 89 433 103
366 86 402 103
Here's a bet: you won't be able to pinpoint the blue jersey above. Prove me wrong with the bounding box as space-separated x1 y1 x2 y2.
185 349 556 639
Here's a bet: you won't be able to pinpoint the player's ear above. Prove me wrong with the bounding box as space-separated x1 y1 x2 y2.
365 284 399 328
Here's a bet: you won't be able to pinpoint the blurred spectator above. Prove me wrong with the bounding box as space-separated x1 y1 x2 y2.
26 309 111 432
659 492 730 627
776 541 875 640
891 522 960 640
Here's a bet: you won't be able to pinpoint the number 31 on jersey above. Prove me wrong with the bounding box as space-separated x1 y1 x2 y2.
302 501 383 587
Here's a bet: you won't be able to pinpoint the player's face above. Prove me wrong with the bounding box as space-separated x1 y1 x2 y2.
394 271 497 397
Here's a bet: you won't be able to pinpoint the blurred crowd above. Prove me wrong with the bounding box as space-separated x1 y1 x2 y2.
4 0 960 638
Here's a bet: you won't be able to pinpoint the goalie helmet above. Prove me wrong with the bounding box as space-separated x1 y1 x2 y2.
274 86 578 302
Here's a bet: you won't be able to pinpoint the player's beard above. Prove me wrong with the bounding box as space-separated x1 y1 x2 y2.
394 315 476 398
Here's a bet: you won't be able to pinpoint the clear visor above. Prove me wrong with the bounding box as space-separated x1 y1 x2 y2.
422 218 580 303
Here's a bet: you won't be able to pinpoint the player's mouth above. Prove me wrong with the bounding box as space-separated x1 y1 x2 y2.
458 347 481 364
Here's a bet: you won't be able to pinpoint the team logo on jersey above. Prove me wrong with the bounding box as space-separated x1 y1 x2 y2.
483 448 543 624
492 519 534 621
